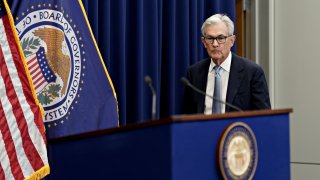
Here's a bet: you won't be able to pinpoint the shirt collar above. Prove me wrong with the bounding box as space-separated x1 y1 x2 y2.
209 52 232 73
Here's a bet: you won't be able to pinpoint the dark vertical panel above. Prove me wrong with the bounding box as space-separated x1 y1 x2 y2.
83 0 236 124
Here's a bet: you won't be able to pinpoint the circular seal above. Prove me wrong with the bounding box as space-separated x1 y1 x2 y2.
15 6 83 125
219 122 258 180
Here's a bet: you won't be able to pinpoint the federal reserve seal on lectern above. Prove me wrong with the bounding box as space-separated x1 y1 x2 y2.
219 122 258 180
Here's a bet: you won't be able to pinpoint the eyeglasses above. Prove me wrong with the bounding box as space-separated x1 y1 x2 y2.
203 35 232 44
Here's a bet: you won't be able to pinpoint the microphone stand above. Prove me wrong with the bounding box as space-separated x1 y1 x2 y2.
144 76 157 120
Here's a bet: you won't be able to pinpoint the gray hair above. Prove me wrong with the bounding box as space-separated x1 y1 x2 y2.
201 14 234 36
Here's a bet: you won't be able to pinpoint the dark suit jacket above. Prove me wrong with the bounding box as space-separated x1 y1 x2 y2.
182 53 271 114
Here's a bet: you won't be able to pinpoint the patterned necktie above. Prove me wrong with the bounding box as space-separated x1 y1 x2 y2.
212 65 222 113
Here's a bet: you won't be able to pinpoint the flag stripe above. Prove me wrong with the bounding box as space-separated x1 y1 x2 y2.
35 79 46 89
1 16 47 175
2 15 47 149
28 58 39 71
0 20 34 178
26 56 37 65
0 53 35 177
30 66 40 76
0 133 15 180
28 59 38 69
0 1 49 179
32 70 42 81
33 71 44 85
0 163 6 180
0 104 24 180
27 59 48 93
1 18 47 170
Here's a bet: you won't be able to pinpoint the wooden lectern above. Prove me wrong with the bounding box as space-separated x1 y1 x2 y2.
46 109 292 180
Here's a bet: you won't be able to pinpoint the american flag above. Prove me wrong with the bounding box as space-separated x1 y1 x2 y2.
26 47 56 93
0 1 50 180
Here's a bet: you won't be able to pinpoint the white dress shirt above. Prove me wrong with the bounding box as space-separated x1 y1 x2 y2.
204 52 232 114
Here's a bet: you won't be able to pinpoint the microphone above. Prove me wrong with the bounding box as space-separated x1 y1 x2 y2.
144 75 157 120
180 77 243 112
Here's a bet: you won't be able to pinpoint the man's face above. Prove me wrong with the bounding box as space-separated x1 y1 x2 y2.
201 23 235 64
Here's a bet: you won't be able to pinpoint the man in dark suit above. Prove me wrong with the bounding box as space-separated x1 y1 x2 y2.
182 14 271 114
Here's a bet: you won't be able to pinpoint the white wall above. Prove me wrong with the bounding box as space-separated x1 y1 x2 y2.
273 0 320 178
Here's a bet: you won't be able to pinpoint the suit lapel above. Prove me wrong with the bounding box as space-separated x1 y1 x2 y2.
226 54 244 111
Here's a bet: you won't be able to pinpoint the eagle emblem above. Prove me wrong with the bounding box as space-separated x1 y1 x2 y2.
33 27 71 95
23 27 71 105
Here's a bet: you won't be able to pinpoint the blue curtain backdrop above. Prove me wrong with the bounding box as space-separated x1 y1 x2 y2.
82 0 236 125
